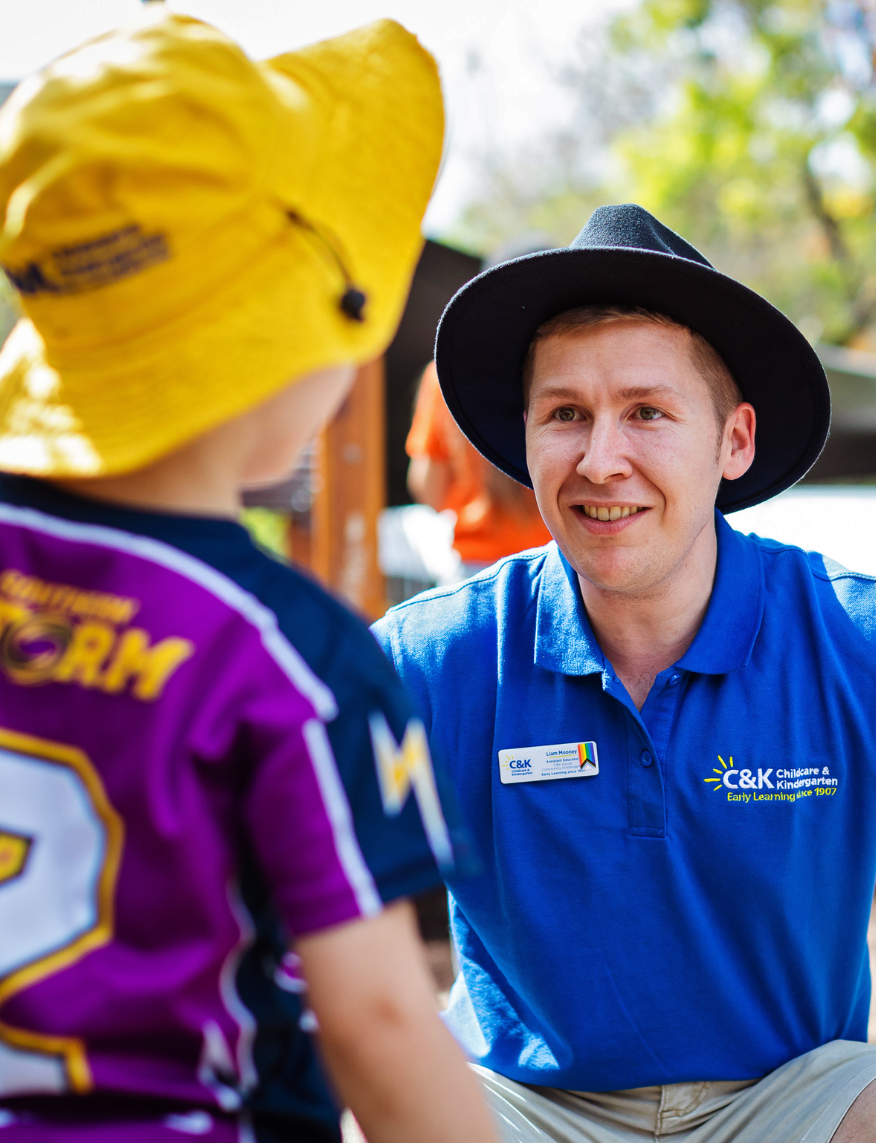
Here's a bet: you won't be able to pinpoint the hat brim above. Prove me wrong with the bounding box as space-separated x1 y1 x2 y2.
435 247 830 513
0 19 442 476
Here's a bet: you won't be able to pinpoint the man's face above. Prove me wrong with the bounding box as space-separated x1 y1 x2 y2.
525 320 753 597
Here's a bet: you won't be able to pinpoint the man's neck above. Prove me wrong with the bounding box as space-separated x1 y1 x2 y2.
577 523 718 710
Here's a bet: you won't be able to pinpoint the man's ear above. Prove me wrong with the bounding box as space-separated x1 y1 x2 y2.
722 402 756 481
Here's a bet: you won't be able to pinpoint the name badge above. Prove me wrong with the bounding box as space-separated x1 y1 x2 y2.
499 741 599 784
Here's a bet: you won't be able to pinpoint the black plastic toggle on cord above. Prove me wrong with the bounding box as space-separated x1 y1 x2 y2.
286 210 368 323
340 287 367 321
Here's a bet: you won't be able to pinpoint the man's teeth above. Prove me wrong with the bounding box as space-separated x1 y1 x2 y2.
581 505 641 521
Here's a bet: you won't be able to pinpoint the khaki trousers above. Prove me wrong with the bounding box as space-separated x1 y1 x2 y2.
476 1041 876 1143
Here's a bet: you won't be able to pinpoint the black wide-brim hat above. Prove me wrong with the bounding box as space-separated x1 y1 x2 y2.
435 204 830 512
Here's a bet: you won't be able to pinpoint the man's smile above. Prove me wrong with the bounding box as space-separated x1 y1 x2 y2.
569 502 652 533
577 504 644 521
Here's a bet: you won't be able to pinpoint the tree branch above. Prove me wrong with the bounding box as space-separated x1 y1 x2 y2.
800 161 876 343
802 163 856 271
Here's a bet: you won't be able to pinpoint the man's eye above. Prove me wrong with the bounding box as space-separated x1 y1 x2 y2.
638 407 663 421
555 407 576 422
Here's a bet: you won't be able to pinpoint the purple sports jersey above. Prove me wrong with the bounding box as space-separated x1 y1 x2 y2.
0 499 395 1138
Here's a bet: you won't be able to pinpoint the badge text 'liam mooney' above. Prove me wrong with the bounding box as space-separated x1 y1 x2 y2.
0 569 194 700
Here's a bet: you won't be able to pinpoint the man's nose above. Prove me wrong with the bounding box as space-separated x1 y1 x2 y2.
575 417 633 484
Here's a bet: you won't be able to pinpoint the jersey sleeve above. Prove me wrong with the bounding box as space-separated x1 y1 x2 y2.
238 675 383 938
251 563 478 914
317 618 478 903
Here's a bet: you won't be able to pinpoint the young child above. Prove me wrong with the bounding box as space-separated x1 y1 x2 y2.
0 12 495 1143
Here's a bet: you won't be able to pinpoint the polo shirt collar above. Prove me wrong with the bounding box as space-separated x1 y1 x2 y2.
534 510 764 678
535 545 605 677
677 510 764 674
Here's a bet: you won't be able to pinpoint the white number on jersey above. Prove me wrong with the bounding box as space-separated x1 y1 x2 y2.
0 728 123 1096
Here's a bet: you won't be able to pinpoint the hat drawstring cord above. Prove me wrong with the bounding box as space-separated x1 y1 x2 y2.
285 210 367 323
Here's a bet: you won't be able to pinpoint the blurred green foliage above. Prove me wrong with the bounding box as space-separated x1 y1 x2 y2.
452 0 876 347
241 507 289 563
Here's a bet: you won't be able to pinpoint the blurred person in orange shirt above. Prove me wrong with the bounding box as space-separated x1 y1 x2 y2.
407 362 551 572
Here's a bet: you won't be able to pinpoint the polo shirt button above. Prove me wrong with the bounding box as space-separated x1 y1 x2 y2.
640 751 653 767
669 674 680 686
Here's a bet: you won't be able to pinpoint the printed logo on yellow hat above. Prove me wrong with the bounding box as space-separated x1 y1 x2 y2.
0 11 443 475
6 226 170 298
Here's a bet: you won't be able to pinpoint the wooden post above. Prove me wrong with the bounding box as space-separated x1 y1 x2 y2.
287 518 311 570
311 359 386 619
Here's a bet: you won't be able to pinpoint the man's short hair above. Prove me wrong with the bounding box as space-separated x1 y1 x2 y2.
521 304 743 428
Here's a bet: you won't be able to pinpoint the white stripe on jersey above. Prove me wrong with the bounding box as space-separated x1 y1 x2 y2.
222 883 260 1096
0 501 382 920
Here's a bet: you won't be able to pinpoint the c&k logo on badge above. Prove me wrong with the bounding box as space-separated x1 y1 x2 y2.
509 758 532 772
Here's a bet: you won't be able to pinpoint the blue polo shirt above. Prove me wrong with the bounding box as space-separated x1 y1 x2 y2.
372 511 876 1091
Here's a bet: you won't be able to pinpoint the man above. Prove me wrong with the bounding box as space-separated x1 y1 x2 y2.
373 204 876 1142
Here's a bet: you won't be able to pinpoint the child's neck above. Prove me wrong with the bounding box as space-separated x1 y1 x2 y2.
51 419 249 518
48 364 354 519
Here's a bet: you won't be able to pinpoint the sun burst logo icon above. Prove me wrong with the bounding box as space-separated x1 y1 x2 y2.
704 755 734 790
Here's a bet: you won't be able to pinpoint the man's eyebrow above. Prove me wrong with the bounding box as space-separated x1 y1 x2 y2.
529 385 585 403
616 384 682 402
531 383 683 403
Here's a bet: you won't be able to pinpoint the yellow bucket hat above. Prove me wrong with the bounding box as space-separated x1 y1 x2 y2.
0 9 443 475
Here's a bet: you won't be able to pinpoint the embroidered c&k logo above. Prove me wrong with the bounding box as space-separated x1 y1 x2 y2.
704 755 774 791
703 754 839 802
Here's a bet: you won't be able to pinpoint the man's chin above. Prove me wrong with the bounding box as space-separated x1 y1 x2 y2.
555 542 648 596
551 517 645 571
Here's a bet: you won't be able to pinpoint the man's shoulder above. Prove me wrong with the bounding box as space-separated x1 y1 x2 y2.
373 544 552 656
747 530 876 642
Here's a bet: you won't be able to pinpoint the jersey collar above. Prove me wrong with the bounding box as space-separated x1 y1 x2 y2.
0 473 251 548
534 510 764 678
